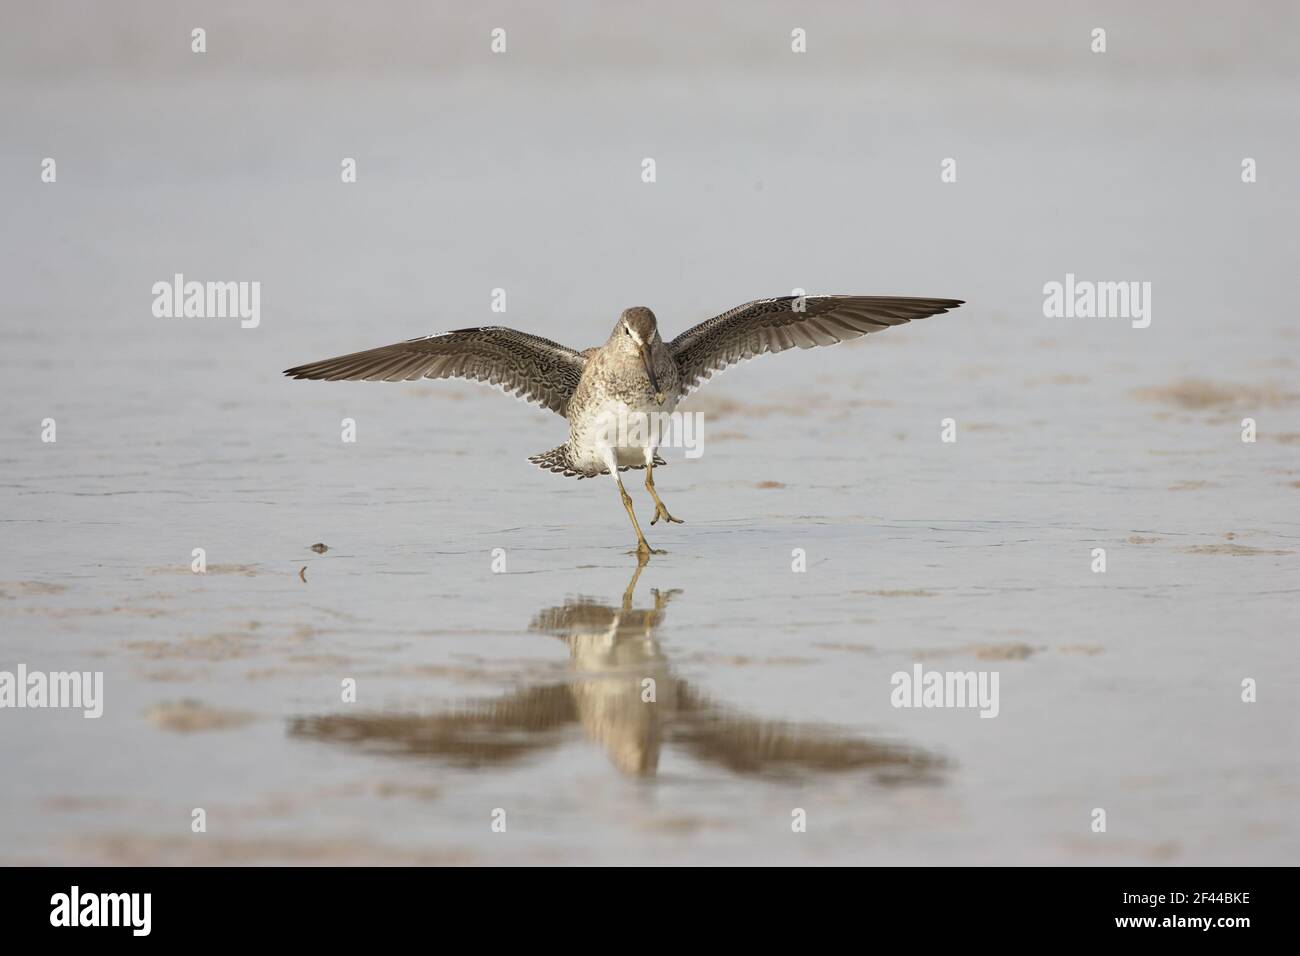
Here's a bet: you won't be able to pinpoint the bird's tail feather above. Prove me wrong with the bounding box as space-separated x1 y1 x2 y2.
528 445 666 480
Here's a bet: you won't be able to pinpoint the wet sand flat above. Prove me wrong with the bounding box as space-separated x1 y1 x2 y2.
1 2 1298 865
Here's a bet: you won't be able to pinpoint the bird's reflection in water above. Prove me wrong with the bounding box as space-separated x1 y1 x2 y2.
290 561 943 783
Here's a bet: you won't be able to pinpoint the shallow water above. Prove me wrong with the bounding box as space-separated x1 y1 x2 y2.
1 2 1298 864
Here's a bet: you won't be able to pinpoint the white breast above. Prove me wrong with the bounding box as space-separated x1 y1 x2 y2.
570 396 680 472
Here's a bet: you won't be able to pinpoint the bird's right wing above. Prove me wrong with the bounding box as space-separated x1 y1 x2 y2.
283 326 587 417
287 684 578 766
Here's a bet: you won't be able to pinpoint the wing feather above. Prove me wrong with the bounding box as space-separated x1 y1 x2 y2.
669 295 963 396
284 326 586 416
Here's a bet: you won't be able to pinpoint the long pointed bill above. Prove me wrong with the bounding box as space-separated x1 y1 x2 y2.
640 344 664 404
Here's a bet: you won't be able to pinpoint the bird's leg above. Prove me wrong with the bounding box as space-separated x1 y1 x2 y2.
622 558 647 608
644 455 684 525
609 461 662 556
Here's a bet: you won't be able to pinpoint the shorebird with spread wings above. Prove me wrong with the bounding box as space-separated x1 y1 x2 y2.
285 294 963 554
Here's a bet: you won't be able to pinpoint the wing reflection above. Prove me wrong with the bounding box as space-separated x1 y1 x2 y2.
290 561 942 782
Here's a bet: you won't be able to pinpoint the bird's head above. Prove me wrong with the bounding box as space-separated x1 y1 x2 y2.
617 306 659 344
613 307 664 403
613 308 665 403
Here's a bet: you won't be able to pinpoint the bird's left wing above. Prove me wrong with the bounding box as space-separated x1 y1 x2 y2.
283 326 587 417
668 685 944 781
669 295 963 397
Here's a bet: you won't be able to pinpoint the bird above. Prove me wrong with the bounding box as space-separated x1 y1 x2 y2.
284 294 964 554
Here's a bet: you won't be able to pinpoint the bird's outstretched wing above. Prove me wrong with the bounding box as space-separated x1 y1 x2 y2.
669 685 945 782
283 326 587 417
287 684 578 767
669 295 963 396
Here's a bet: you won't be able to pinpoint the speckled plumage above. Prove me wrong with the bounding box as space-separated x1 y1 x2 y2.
669 295 963 396
285 295 963 549
283 326 585 415
286 296 961 475
556 311 683 478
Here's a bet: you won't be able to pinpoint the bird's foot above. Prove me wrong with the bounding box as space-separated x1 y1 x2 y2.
650 502 684 526
630 541 667 557
651 587 684 609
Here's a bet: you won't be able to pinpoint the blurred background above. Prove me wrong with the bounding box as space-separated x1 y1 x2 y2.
0 1 1297 864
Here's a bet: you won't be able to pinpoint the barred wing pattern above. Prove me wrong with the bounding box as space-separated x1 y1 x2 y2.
669 295 963 396
283 326 586 416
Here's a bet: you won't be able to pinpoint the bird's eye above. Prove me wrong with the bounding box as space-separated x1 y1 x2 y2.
624 327 631 336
